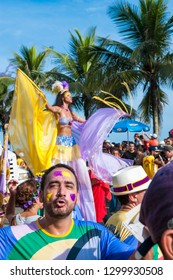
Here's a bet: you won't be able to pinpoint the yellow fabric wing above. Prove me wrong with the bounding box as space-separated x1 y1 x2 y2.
9 68 57 175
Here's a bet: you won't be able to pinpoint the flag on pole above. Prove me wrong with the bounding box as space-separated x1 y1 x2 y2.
0 125 9 194
8 68 57 175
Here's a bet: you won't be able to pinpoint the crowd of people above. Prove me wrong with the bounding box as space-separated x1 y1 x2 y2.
103 132 173 179
0 74 173 260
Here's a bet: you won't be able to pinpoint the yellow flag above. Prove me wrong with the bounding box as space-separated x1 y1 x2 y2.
8 68 57 175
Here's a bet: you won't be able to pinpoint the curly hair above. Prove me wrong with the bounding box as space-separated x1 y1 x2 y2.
15 179 38 208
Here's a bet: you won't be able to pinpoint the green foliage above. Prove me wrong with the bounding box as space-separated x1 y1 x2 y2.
104 0 173 134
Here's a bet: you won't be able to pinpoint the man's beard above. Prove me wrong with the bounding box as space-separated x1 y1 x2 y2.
44 198 76 219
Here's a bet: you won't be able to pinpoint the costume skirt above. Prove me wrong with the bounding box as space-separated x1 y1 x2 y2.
52 135 81 164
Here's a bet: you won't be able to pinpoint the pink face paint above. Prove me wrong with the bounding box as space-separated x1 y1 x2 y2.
70 194 76 201
53 170 63 176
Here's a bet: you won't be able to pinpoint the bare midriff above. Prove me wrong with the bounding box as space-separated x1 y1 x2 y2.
58 125 72 136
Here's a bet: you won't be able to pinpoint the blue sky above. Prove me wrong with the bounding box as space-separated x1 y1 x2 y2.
0 0 173 143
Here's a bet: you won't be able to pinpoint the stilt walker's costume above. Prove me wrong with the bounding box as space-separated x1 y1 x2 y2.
9 69 132 222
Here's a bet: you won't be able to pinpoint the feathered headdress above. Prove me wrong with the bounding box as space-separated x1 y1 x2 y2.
52 80 69 94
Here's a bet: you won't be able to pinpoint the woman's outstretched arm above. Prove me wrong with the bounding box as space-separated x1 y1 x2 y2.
71 111 86 123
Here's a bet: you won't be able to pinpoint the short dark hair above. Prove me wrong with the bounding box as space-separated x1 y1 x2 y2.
41 163 79 191
129 141 135 146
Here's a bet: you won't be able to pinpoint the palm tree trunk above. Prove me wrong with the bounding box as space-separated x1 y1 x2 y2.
153 106 159 135
151 80 159 135
83 96 89 119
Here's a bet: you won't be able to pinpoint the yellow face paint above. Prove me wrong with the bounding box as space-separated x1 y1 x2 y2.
62 171 71 178
46 193 53 202
64 92 71 98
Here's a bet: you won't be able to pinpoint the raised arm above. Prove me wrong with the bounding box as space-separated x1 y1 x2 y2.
142 132 151 140
71 112 86 123
45 102 62 114
5 179 18 225
42 92 62 114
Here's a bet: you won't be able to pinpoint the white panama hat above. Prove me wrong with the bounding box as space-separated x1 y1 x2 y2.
111 165 151 196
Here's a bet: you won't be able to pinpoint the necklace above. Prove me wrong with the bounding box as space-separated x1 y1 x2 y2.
61 105 69 111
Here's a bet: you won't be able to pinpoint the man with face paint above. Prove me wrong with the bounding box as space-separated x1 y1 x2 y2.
40 166 79 223
0 164 135 260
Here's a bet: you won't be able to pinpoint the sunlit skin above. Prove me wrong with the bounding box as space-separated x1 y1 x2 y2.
45 89 86 138
39 167 79 235
63 92 72 103
52 170 74 202
42 169 78 217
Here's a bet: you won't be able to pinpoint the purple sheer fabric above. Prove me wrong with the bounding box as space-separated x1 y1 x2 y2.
72 108 133 184
69 158 96 221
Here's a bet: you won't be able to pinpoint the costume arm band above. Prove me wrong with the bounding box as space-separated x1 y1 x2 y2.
134 236 154 260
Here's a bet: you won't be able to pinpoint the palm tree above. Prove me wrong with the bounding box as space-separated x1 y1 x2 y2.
46 27 106 118
9 45 51 87
96 0 173 135
87 37 140 117
0 46 51 135
0 65 15 134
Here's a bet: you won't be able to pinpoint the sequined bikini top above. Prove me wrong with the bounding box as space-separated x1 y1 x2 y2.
59 117 73 125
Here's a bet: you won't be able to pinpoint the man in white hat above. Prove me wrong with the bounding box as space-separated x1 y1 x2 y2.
105 165 151 251
142 132 159 148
